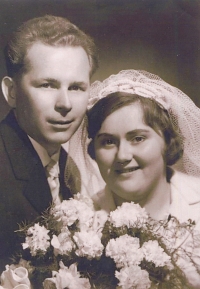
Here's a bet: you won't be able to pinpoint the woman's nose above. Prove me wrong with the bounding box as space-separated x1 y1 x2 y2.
116 141 133 164
55 89 72 113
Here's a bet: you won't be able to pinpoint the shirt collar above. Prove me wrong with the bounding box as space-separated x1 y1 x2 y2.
28 136 60 167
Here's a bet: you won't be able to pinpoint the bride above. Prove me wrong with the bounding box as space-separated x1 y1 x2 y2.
66 70 200 288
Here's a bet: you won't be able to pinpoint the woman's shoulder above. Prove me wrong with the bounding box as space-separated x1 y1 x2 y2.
170 170 200 228
171 170 200 204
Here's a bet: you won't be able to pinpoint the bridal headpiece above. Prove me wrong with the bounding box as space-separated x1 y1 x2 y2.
66 70 200 195
88 71 171 110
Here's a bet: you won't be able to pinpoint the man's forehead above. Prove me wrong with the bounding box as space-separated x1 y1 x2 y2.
23 43 91 79
25 41 88 61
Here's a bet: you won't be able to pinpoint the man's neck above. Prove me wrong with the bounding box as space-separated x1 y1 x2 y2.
29 136 60 167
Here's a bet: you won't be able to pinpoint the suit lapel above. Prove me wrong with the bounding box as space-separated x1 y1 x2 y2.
23 164 53 213
0 111 52 213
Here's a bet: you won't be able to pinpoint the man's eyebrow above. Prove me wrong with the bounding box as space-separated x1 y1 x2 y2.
30 77 58 85
32 77 57 82
44 78 57 82
69 81 89 87
31 79 89 88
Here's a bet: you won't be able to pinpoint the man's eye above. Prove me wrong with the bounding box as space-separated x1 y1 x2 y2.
68 85 81 91
40 83 52 88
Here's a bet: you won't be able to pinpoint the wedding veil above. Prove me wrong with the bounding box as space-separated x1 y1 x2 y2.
65 70 200 196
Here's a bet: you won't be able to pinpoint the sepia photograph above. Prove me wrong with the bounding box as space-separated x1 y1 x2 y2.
0 1 200 288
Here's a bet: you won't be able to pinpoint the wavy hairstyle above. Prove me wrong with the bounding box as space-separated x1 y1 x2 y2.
87 91 183 167
4 15 98 78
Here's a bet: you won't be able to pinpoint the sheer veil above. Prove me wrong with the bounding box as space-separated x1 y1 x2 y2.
65 70 200 196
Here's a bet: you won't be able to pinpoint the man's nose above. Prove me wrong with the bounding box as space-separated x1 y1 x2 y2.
116 141 133 164
55 89 72 112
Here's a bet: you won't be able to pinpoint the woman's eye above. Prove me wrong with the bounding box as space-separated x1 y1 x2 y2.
133 136 145 143
102 139 116 146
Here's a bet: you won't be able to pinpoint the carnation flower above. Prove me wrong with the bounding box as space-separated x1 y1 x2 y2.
92 210 108 235
51 196 95 229
51 229 75 256
75 204 95 230
152 217 188 253
73 193 94 209
109 202 148 228
115 265 151 289
142 240 171 267
73 230 104 259
106 235 143 268
43 261 91 289
22 223 50 256
10 199 194 289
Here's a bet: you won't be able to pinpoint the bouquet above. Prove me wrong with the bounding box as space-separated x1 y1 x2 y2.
0 193 198 289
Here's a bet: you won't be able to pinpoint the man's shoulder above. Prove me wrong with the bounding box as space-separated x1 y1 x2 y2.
0 111 42 179
0 110 21 142
0 110 34 151
0 112 15 156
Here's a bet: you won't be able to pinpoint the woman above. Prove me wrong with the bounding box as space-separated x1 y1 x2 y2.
66 70 200 288
87 91 185 220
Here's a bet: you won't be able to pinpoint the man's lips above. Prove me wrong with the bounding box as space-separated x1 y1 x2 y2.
48 119 73 125
115 166 140 174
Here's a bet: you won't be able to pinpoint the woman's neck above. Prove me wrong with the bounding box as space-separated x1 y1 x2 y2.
142 182 171 220
112 180 171 221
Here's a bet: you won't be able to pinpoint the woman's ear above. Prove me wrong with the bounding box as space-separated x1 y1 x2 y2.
1 76 17 108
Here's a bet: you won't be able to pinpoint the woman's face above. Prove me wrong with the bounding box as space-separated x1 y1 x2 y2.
94 103 167 204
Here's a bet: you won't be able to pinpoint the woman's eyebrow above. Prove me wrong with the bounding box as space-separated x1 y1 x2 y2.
96 133 114 139
96 129 150 139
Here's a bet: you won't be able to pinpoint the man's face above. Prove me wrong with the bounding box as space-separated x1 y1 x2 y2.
13 42 90 155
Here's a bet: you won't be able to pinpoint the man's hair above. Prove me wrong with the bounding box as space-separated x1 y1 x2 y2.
87 91 183 167
4 15 99 78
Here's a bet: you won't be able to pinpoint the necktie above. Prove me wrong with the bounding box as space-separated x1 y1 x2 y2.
46 159 61 205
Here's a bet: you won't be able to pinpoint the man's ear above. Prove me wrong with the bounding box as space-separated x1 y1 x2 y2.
1 76 17 108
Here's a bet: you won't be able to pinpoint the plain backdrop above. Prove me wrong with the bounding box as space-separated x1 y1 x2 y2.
0 0 199 120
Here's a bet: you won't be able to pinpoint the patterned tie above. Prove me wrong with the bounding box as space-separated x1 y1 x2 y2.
45 159 61 205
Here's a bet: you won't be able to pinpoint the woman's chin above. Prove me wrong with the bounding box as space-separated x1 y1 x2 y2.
112 187 143 204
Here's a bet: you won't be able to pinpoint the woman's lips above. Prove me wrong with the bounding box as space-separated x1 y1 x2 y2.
115 166 140 174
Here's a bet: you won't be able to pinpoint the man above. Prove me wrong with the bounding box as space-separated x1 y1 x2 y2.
0 15 98 268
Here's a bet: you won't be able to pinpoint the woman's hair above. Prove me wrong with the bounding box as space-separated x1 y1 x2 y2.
4 15 98 78
87 91 183 166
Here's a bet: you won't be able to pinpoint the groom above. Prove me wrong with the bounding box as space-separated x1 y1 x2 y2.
0 15 98 268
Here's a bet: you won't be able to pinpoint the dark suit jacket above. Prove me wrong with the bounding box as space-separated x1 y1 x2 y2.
0 110 73 270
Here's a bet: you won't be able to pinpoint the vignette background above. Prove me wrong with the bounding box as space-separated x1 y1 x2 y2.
0 0 199 120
